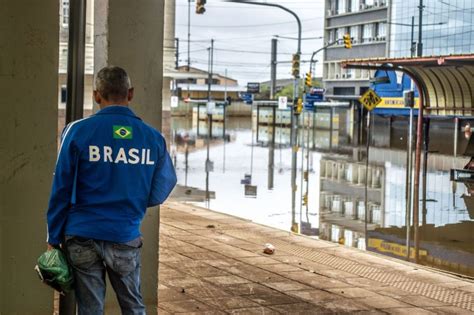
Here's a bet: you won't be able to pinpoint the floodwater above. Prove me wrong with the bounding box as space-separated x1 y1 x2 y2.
170 108 474 278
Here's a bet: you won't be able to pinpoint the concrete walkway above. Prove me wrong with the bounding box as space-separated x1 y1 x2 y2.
158 201 474 314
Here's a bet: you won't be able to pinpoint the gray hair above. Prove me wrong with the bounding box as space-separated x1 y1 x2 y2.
94 66 132 102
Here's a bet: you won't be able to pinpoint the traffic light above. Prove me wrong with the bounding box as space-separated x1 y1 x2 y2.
291 53 300 78
305 72 312 87
295 97 303 114
403 90 415 108
196 0 206 14
343 34 352 49
302 194 308 206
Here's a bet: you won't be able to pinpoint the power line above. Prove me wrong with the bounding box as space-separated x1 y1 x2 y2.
176 17 323 29
191 58 269 67
213 48 293 55
178 31 323 44
437 0 466 10
390 28 474 42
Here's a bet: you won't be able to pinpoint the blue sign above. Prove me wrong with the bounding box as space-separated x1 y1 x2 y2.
304 88 324 109
240 93 253 105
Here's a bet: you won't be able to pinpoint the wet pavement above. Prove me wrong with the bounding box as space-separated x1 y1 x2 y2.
170 112 474 278
158 201 474 314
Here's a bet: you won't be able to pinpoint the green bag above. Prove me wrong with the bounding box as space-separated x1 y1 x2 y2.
35 248 73 295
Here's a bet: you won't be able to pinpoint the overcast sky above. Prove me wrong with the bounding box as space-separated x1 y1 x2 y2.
175 0 326 85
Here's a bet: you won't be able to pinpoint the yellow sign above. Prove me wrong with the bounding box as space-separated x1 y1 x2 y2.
378 97 420 109
359 89 382 111
368 238 428 260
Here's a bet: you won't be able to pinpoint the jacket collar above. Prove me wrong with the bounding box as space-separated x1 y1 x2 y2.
95 105 140 119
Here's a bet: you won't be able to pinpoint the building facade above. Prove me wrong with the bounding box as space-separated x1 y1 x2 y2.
323 0 388 100
58 0 95 112
389 0 474 57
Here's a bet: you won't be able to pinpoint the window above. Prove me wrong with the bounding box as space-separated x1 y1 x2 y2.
330 0 338 15
350 0 360 12
350 25 359 43
62 1 69 28
338 0 346 14
334 87 355 95
61 86 67 104
362 24 375 43
377 23 386 38
337 28 346 43
328 30 336 43
344 68 355 79
205 79 219 85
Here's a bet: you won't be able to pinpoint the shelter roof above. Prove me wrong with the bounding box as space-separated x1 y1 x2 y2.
342 55 474 115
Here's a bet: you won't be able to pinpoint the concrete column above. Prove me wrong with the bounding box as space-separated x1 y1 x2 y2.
95 1 164 313
0 1 59 314
162 0 177 144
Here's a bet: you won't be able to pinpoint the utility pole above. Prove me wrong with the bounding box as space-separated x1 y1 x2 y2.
175 38 180 69
410 16 415 57
226 0 301 231
417 0 424 57
207 39 214 101
187 0 191 70
205 39 214 203
270 38 278 99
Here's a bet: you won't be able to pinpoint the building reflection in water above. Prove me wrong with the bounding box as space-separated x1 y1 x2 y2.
170 106 474 278
316 114 474 277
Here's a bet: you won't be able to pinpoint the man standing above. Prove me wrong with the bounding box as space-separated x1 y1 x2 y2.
46 66 177 314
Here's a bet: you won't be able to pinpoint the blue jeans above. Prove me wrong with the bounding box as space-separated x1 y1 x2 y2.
65 236 145 315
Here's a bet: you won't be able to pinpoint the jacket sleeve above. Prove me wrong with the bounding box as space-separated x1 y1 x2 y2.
46 124 78 245
147 135 177 207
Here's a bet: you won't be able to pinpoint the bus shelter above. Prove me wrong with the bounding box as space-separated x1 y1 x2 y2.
342 54 474 263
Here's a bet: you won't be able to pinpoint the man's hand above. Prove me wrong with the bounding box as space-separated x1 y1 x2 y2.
47 244 55 251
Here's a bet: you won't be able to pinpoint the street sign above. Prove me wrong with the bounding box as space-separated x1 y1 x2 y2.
247 82 260 94
205 160 214 173
206 101 216 115
244 184 257 197
278 96 288 109
359 88 382 111
170 95 179 108
304 88 325 109
240 92 253 105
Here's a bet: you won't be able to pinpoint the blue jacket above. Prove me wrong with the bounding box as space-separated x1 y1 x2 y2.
47 105 177 245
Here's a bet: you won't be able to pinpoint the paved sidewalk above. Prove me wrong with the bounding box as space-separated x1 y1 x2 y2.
158 201 474 314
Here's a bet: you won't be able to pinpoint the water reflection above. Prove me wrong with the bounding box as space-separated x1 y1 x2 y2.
170 109 474 277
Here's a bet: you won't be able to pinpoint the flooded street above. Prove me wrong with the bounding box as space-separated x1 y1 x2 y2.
170 109 474 277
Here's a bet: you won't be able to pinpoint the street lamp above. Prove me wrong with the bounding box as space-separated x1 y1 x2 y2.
224 0 302 230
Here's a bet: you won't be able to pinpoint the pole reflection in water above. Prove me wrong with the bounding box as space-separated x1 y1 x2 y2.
267 106 276 190
171 109 474 277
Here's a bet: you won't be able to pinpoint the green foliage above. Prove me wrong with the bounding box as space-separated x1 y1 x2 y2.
254 84 270 100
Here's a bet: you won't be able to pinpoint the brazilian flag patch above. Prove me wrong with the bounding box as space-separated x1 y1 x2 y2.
113 125 133 139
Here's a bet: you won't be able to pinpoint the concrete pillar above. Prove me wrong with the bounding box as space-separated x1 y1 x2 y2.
0 1 59 314
162 0 177 144
95 1 164 313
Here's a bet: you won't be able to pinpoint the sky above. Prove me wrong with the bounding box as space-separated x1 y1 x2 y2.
175 0 326 85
